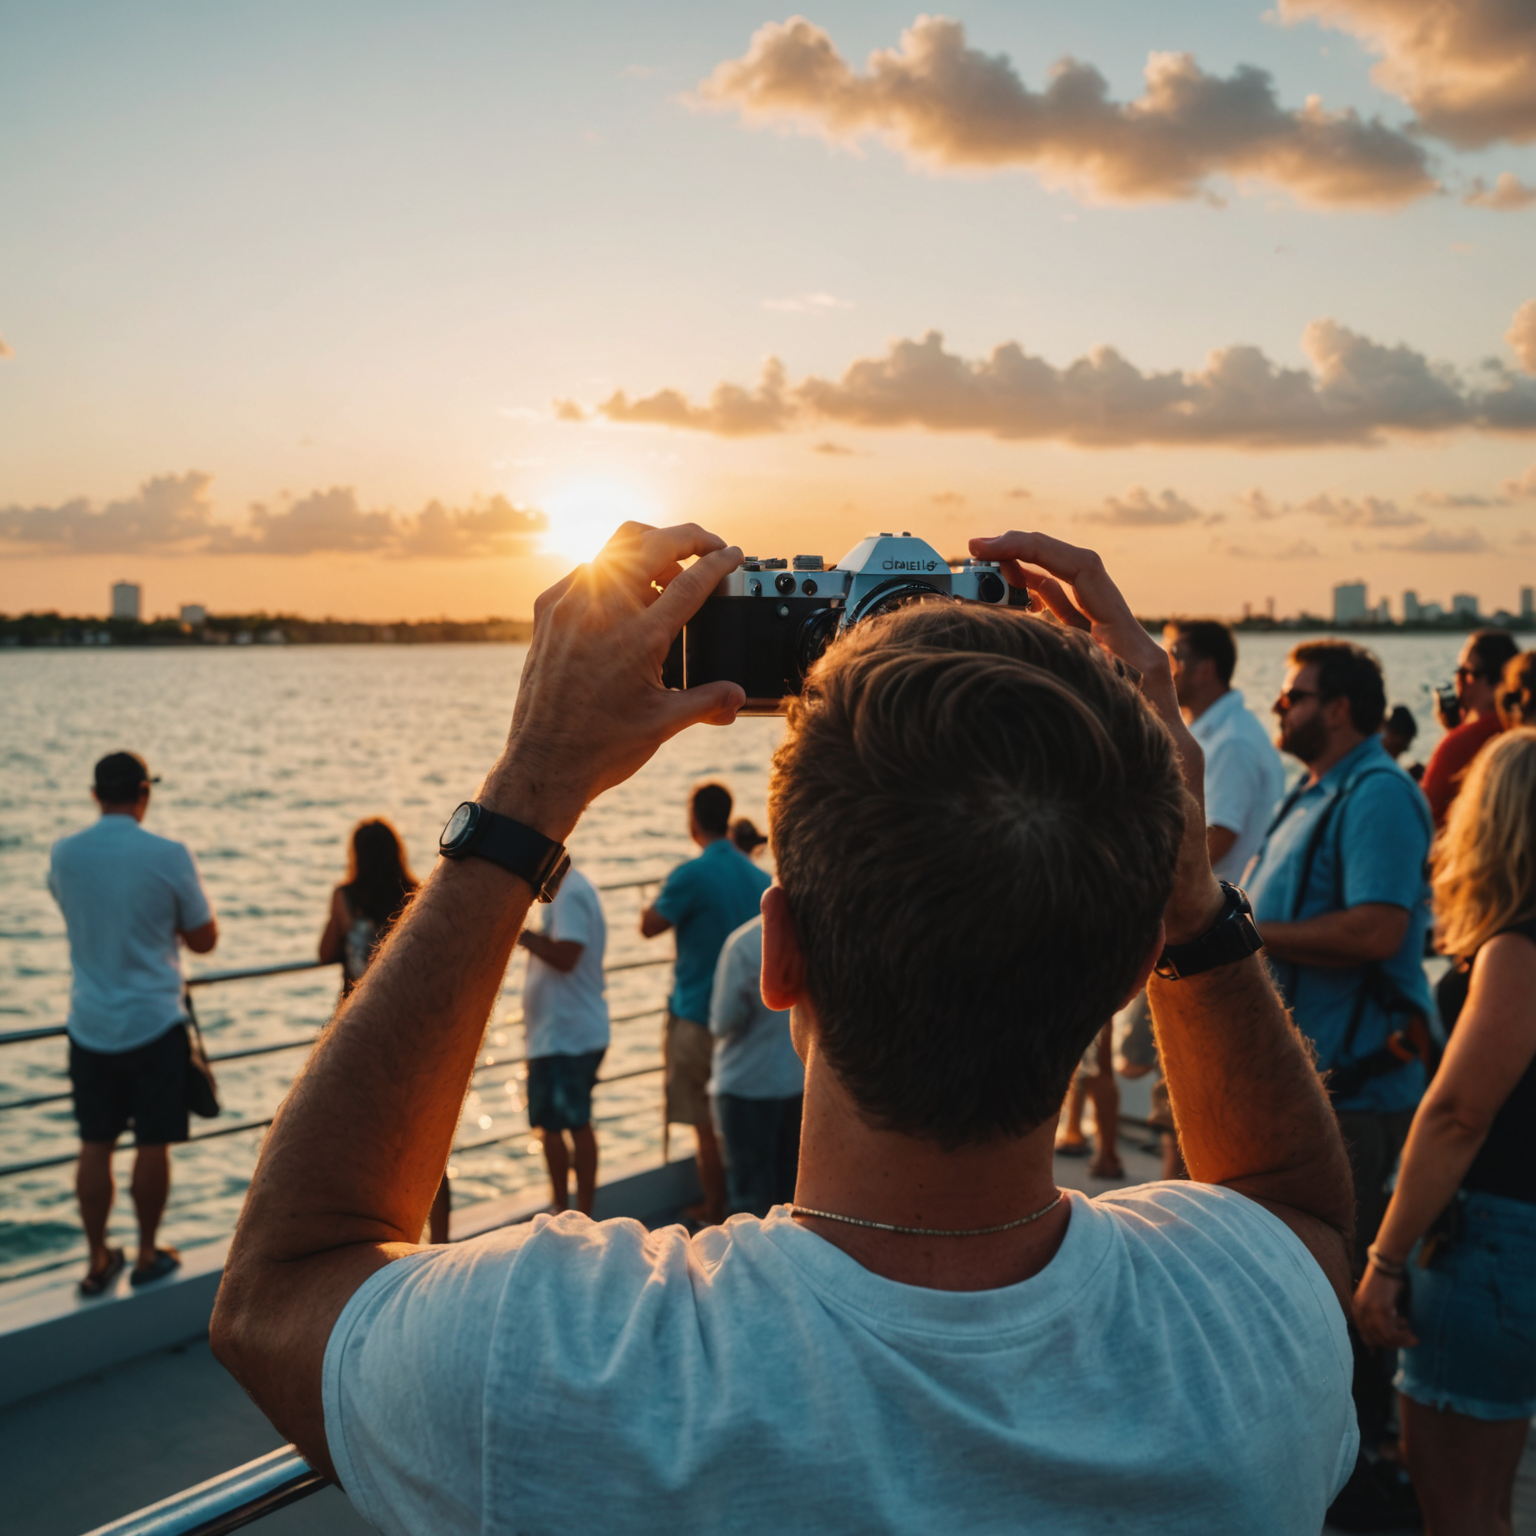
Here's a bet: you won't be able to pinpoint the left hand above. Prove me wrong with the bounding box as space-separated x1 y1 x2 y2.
1353 1263 1418 1348
484 522 747 837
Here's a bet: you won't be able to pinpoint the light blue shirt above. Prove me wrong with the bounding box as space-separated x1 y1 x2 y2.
708 917 804 1100
48 814 213 1053
1188 689 1285 886
1245 736 1432 1114
653 839 771 1025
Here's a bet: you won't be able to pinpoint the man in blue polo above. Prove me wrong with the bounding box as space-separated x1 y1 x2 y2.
1246 639 1430 1487
641 782 771 1224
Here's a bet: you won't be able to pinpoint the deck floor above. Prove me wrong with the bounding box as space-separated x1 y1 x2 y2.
4 1134 1532 1534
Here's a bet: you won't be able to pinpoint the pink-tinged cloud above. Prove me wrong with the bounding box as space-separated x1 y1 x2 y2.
1508 300 1536 373
1082 487 1208 526
1282 0 1536 148
571 309 1536 449
696 15 1435 207
1464 172 1536 210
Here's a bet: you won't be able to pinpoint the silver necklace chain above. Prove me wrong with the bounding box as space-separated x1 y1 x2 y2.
789 1189 1064 1238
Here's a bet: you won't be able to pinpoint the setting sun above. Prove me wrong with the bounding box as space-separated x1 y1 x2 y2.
540 480 660 566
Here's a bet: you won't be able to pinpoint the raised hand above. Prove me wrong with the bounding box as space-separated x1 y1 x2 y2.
485 522 747 838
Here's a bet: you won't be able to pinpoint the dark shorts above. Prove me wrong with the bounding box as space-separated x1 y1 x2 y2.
69 1024 190 1146
526 1049 605 1133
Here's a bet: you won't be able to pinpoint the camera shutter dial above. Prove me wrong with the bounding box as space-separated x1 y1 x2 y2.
774 572 797 595
976 571 1005 604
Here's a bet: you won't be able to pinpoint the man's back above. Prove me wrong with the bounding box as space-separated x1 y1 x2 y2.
522 868 608 1059
48 816 211 1053
1189 690 1285 884
653 839 772 1024
324 1186 1355 1536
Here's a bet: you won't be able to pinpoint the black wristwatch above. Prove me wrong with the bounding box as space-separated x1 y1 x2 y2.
438 802 570 903
1154 880 1264 980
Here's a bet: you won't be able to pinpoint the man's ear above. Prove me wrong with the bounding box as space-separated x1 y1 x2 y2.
1121 919 1165 1010
760 885 806 1012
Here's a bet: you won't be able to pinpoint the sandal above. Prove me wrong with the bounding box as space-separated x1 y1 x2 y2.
130 1248 182 1287
1053 1140 1090 1159
80 1247 126 1298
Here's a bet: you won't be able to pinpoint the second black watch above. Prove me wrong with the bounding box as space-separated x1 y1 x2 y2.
1154 880 1264 980
439 802 570 903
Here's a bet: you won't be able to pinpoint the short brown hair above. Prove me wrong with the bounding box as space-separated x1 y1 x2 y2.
1290 639 1386 735
1168 620 1237 688
690 782 732 837
769 602 1185 1146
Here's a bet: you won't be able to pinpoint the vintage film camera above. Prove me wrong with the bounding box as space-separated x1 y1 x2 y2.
662 531 1032 714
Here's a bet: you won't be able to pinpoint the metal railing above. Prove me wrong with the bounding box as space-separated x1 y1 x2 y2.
80 1445 326 1536
0 872 678 1183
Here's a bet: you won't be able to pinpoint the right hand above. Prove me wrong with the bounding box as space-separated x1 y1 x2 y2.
484 522 747 839
1353 1263 1418 1349
968 531 1224 944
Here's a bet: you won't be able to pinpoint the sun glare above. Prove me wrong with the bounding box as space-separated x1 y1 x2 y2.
540 480 659 565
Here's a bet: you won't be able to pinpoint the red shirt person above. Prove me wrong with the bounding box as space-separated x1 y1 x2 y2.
1421 630 1519 829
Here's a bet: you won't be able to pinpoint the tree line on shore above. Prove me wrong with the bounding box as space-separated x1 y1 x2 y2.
0 613 536 646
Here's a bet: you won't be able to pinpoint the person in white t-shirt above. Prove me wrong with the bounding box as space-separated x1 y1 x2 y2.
214 526 1358 1536
709 915 804 1216
1164 620 1286 885
515 864 608 1215
49 752 218 1296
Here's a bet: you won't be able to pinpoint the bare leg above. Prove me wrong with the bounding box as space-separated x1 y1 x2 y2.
542 1128 571 1212
1056 1078 1088 1150
1161 1132 1187 1181
571 1125 598 1215
1401 1395 1529 1536
77 1141 117 1273
428 1175 451 1243
695 1119 726 1225
1084 1024 1123 1178
130 1145 170 1269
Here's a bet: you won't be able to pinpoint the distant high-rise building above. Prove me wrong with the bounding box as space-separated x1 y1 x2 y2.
1452 593 1479 620
179 604 207 627
1265 596 1275 621
1522 586 1533 622
111 581 141 622
1375 597 1392 624
1422 601 1445 622
1403 590 1421 623
1333 581 1368 625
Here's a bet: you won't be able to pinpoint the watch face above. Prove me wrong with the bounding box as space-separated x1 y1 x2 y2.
441 801 478 851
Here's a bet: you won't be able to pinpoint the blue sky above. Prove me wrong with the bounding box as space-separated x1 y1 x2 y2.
2 1 1534 619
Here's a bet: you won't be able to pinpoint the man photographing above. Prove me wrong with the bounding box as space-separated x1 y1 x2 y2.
214 526 1357 1534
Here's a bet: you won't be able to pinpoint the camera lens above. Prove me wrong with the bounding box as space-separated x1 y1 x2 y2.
796 607 841 680
774 572 796 595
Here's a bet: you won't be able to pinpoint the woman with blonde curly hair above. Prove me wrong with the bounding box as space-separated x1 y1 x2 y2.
1354 728 1536 1534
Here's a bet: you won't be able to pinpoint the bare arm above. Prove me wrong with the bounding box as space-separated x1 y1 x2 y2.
517 930 583 973
1354 931 1536 1347
1259 903 1409 969
1206 825 1238 868
972 533 1355 1306
317 889 347 964
180 918 218 954
211 524 747 1480
639 905 672 938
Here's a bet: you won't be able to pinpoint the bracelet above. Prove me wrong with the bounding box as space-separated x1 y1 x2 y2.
1366 1244 1408 1279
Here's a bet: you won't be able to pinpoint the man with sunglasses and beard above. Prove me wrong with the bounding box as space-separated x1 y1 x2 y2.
1244 641 1433 1519
1421 629 1519 829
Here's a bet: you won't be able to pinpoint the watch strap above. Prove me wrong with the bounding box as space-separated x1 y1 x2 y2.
445 805 570 902
1154 880 1264 980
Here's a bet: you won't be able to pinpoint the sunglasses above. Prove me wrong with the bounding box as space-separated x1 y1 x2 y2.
1455 665 1488 682
1276 687 1320 709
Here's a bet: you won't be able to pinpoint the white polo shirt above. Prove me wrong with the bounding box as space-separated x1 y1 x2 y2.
48 814 213 1053
1188 689 1286 886
521 868 609 1060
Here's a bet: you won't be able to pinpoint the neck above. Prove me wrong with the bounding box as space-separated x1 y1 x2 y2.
1303 729 1369 785
790 1033 1068 1292
1182 682 1229 724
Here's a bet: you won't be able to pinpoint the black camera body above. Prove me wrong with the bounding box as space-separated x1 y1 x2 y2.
663 532 1029 714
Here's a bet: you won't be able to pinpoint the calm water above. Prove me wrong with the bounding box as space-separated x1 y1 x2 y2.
0 634 1466 1282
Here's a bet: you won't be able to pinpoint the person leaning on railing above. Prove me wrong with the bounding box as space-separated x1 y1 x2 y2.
1354 728 1536 1536
211 524 1358 1536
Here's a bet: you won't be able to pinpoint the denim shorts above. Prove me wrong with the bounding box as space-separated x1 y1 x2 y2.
1397 1189 1536 1421
526 1049 605 1133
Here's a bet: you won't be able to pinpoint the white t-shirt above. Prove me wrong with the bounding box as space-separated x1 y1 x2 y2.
1189 689 1287 886
708 917 805 1100
521 868 608 1060
324 1185 1356 1536
48 814 213 1053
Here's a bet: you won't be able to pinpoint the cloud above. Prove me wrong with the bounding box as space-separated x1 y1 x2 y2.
1503 463 1536 497
552 399 587 423
0 473 217 553
1005 486 1032 499
1276 538 1323 559
1240 489 1287 520
1281 0 1536 148
931 490 966 505
0 476 544 558
1083 486 1208 526
1383 526 1491 553
1509 300 1536 373
1417 489 1506 508
696 15 1435 207
577 306 1536 449
1464 172 1536 210
1302 493 1422 526
812 439 853 454
0 335 13 359
762 292 853 313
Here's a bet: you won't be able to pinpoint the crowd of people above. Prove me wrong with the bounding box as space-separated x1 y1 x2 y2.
41 526 1536 1534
